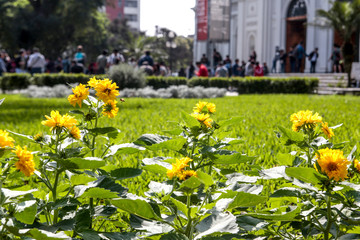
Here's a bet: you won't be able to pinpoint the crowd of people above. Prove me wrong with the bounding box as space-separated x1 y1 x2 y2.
0 43 345 78
193 48 269 78
0 45 179 77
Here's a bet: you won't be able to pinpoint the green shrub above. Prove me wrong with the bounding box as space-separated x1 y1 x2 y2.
108 64 146 89
146 76 188 89
187 77 209 87
209 77 229 88
0 73 31 91
31 73 96 86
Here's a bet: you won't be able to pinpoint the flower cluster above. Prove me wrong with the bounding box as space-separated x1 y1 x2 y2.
191 101 216 128
290 110 334 139
41 110 80 139
167 157 197 181
0 130 15 148
13 146 35 177
315 148 350 181
68 83 89 108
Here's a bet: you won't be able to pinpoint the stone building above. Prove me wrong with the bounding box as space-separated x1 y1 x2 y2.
194 0 360 73
104 0 140 31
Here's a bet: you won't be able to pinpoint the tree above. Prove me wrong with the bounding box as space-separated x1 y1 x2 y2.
0 0 109 61
317 0 360 87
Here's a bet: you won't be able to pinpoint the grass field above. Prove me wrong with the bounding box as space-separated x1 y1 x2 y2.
1 94 360 169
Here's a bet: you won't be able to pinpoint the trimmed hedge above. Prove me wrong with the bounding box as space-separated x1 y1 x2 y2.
0 73 319 94
146 76 188 89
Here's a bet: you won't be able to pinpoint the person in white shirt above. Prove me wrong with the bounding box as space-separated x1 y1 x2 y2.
27 47 46 74
108 49 125 66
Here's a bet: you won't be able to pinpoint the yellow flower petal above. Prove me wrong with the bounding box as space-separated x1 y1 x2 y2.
0 130 15 148
13 146 35 177
316 148 349 181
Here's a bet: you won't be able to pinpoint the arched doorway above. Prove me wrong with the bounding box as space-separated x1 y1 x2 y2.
286 0 307 72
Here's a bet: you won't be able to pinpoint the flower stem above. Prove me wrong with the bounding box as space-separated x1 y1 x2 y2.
52 170 61 224
324 194 332 240
185 193 193 240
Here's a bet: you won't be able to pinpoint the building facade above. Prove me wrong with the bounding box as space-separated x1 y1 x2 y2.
194 0 360 73
105 0 140 31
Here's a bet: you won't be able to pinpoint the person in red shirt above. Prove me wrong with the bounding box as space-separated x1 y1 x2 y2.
196 61 209 77
254 62 264 77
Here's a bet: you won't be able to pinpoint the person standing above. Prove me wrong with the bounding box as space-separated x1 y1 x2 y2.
288 47 296 73
308 48 319 73
15 49 27 73
215 62 228 77
254 62 264 77
138 51 154 67
196 61 209 77
200 54 210 67
271 46 280 73
27 47 46 74
213 49 222 70
279 49 287 73
295 41 305 72
96 49 108 74
0 51 7 76
232 59 241 76
108 49 125 66
74 45 86 65
329 44 341 73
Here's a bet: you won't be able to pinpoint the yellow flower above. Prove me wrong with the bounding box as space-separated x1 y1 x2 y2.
206 103 216 113
290 110 322 132
191 113 213 128
41 111 78 131
41 110 64 131
193 101 208 113
33 133 44 142
13 146 35 177
178 170 198 181
354 159 360 173
315 148 350 181
0 130 15 148
94 79 119 102
322 122 334 139
69 126 81 140
68 84 89 107
193 101 216 114
102 100 119 118
88 76 100 88
166 157 192 180
62 114 78 130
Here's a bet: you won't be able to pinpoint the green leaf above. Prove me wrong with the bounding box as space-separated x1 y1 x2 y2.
112 199 161 221
278 125 304 143
197 171 214 186
80 187 119 199
285 167 326 185
2 188 37 199
51 197 80 210
70 174 97 185
74 176 127 198
58 157 105 169
146 137 186 151
99 233 137 240
105 143 145 157
110 168 142 180
20 229 69 240
88 127 119 135
180 176 203 191
160 232 189 240
270 187 305 198
218 116 243 128
80 230 100 240
143 164 168 175
276 153 294 166
134 134 171 146
107 128 121 139
94 205 117 217
181 111 199 127
249 206 301 221
15 200 37 224
214 153 254 165
227 192 267 209
69 110 84 115
170 197 188 216
196 212 239 239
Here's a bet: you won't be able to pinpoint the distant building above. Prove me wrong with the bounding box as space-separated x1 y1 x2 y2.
194 0 360 73
105 0 140 31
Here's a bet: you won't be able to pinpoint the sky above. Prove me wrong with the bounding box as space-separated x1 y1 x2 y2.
140 0 196 37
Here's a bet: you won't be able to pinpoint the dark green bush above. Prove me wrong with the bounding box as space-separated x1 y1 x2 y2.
31 73 95 86
209 77 229 88
187 77 209 88
0 73 31 91
108 64 146 90
146 76 187 89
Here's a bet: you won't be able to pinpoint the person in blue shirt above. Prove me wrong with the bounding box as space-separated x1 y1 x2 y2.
232 59 241 76
295 41 305 72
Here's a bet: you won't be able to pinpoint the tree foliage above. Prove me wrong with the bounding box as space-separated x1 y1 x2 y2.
317 0 360 86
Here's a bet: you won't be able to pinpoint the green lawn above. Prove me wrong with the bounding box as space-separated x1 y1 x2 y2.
1 94 359 170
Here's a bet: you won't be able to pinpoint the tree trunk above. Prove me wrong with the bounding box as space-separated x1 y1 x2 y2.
342 41 354 87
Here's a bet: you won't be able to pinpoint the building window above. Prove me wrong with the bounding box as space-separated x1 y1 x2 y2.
287 0 307 18
124 0 138 8
125 14 137 21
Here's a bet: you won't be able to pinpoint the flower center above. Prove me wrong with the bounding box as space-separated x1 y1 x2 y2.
327 162 338 172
